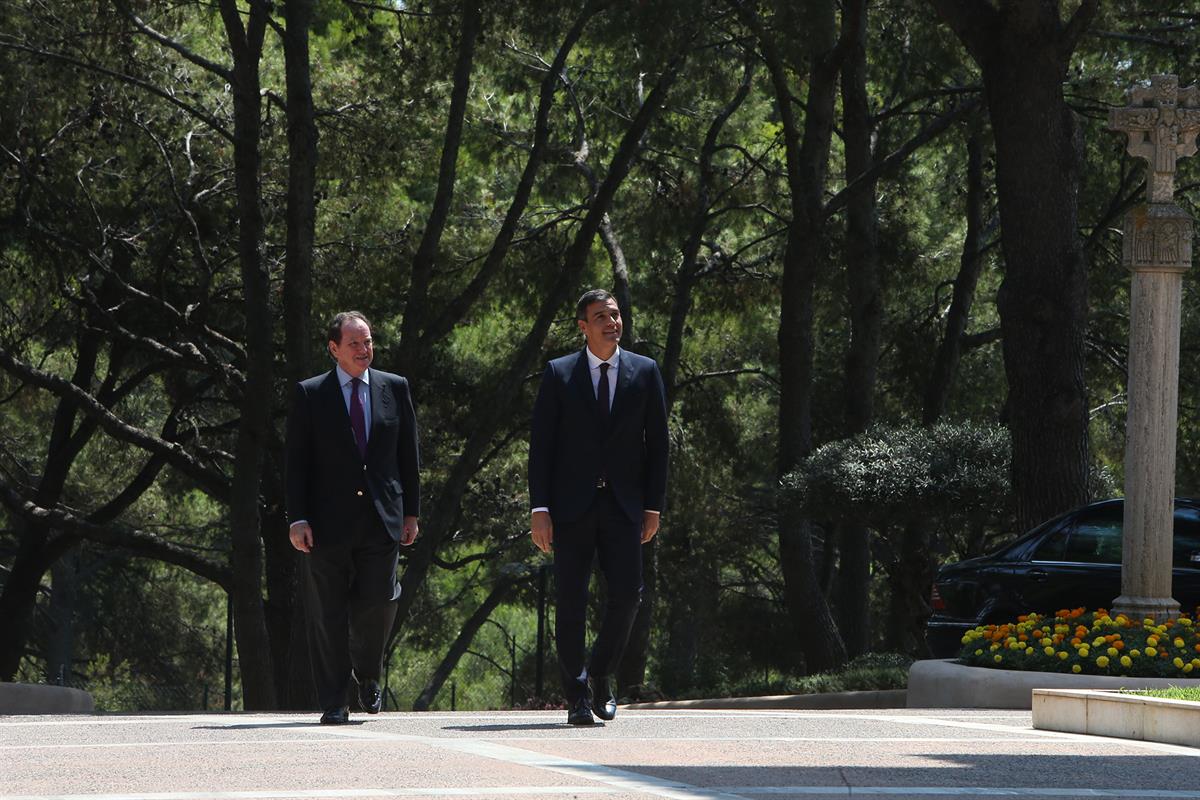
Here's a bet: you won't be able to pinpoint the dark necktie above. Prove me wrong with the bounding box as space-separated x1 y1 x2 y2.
597 362 610 423
350 377 367 459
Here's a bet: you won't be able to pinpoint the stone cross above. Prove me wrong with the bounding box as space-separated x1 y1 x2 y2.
1109 74 1200 204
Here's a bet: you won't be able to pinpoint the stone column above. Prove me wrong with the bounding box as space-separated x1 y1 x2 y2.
1107 75 1200 621
1113 206 1189 620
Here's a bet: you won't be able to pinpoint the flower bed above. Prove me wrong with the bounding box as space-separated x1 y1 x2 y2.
957 607 1200 678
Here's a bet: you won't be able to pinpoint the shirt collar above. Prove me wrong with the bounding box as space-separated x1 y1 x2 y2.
585 345 620 370
335 365 370 388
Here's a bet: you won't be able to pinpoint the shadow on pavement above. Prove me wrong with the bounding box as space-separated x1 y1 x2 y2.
441 722 596 732
191 721 366 730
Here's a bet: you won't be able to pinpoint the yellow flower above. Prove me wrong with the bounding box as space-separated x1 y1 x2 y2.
1057 651 1068 660
1106 647 1118 657
1130 649 1140 658
1147 636 1159 647
1146 647 1158 657
1079 647 1090 658
1092 637 1107 647
1186 663 1194 674
1096 655 1110 667
1025 647 1034 655
1175 638 1185 649
974 649 983 656
1175 657 1186 669
1043 646 1055 656
1120 655 1132 667
1072 664 1082 673
994 654 1003 663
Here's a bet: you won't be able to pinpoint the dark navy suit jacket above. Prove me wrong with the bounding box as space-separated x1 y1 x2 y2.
285 368 421 544
529 348 669 525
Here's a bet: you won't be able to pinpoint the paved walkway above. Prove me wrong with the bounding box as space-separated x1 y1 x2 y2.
1 707 1198 799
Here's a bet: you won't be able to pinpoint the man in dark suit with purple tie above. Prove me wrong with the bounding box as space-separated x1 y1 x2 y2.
285 311 421 724
529 289 670 725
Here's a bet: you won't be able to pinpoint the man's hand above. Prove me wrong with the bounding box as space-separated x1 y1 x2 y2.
531 511 553 553
401 516 420 546
641 511 660 543
289 522 314 553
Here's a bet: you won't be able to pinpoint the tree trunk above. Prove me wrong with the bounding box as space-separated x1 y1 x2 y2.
277 0 319 711
0 323 100 680
924 131 988 425
884 524 934 657
399 0 482 374
219 0 276 709
741 0 847 673
929 0 1096 533
282 0 316 387
421 2 606 344
45 548 81 685
628 51 753 693
835 0 879 660
412 578 516 711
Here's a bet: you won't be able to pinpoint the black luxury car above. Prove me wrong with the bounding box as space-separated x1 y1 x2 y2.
925 498 1200 658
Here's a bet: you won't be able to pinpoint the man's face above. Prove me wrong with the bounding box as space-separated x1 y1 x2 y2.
329 318 373 378
577 298 622 354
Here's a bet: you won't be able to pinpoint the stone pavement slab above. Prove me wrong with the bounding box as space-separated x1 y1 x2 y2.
1 708 1197 799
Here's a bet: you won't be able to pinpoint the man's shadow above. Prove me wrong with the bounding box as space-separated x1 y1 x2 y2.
192 721 367 731
442 722 604 732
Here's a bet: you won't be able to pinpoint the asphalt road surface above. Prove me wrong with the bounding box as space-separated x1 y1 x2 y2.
2 707 1198 799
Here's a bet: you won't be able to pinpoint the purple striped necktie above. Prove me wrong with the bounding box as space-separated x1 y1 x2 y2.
350 377 367 459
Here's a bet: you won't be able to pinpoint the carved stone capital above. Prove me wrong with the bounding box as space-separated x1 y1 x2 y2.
1122 203 1193 273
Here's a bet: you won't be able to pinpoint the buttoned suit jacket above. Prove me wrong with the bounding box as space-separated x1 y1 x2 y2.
529 348 669 526
285 369 421 544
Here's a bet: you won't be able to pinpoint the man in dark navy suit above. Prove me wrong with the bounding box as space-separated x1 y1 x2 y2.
286 311 421 724
529 289 669 725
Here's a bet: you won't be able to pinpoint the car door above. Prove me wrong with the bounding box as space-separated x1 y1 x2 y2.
1019 503 1124 614
1172 507 1200 614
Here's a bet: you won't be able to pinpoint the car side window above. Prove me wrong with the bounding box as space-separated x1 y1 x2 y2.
1033 527 1068 561
1173 509 1200 569
1061 505 1123 564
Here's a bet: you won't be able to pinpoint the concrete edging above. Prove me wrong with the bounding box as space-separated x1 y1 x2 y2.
0 682 94 715
625 688 907 711
1033 688 1200 748
908 658 1200 710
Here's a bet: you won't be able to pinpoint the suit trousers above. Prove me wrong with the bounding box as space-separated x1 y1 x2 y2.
553 487 643 702
302 496 400 711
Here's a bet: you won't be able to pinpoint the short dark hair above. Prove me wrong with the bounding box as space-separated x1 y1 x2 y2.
575 289 615 321
327 311 371 344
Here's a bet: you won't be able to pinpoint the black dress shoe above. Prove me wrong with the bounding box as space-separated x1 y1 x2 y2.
566 696 595 726
588 676 617 721
320 706 350 725
357 679 383 714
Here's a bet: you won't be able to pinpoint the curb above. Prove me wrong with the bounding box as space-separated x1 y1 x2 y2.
624 688 907 711
908 658 1200 709
1032 688 1200 748
0 683 95 715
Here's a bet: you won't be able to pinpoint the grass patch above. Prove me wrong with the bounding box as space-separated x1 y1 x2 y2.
1121 686 1200 702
